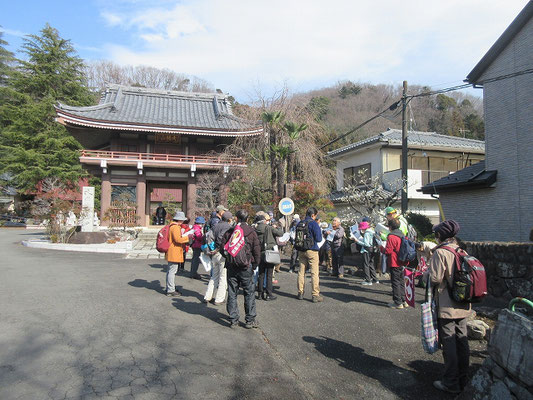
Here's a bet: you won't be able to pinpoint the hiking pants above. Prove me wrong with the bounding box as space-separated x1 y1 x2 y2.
331 245 344 276
166 262 179 293
363 251 377 282
226 265 257 324
258 262 274 295
190 248 202 276
298 250 320 297
204 252 227 303
289 247 299 271
438 318 470 391
390 266 406 305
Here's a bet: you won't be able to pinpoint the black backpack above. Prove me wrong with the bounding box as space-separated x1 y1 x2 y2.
294 221 314 251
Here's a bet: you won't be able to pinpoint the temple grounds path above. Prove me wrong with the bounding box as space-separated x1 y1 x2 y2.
0 229 487 399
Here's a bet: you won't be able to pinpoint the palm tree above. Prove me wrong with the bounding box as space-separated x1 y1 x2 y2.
261 111 284 198
283 121 308 183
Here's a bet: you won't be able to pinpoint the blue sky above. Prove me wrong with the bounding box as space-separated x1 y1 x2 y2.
1 0 529 102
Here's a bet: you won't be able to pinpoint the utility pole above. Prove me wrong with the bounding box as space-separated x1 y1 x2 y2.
401 80 408 214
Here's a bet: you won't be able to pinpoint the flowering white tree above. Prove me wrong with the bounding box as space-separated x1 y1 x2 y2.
338 169 405 225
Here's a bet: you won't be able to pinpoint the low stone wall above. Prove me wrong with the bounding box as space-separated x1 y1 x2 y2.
464 241 533 301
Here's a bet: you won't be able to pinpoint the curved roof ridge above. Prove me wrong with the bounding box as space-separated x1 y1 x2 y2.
106 84 226 100
56 102 114 112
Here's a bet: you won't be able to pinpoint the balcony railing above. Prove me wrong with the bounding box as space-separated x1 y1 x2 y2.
80 150 246 167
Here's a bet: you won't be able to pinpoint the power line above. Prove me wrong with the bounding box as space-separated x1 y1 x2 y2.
322 67 533 152
319 100 401 150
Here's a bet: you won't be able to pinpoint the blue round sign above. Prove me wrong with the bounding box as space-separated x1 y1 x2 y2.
278 197 295 216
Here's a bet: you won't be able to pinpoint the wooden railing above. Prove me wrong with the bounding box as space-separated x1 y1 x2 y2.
80 150 246 166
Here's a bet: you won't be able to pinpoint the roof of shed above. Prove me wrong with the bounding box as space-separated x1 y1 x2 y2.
419 160 497 194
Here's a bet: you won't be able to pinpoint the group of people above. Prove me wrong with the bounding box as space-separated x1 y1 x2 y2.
162 204 471 395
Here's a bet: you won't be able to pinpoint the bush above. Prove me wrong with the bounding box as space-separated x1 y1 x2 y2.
406 212 433 238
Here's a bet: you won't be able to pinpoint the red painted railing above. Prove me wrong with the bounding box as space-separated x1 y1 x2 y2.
80 150 246 166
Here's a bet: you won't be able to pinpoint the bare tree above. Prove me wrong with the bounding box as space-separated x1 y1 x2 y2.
84 60 214 93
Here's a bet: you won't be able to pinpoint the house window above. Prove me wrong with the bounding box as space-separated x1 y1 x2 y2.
343 163 371 186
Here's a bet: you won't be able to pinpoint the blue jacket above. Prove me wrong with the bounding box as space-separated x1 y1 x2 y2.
303 216 322 251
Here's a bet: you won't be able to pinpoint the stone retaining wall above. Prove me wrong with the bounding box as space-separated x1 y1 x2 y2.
464 241 533 301
459 308 533 400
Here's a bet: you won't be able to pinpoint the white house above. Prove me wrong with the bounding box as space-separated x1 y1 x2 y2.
328 128 485 223
421 2 533 242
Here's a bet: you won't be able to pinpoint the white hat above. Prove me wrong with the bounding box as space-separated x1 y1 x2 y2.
173 211 186 221
293 214 300 220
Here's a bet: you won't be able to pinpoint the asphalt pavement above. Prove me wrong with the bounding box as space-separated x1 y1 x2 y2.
0 229 488 399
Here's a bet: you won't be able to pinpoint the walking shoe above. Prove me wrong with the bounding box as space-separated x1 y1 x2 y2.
403 301 409 308
244 320 259 329
388 302 405 309
229 321 239 329
312 295 324 303
202 298 209 303
361 281 373 286
297 292 304 300
338 274 344 279
166 291 181 297
265 294 277 301
433 380 461 394
373 280 380 284
289 269 294 274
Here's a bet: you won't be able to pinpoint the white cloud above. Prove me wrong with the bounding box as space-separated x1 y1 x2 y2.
97 0 529 99
101 11 123 27
1 27 28 38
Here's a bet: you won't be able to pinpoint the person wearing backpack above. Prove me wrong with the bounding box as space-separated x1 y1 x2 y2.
426 220 471 395
165 211 192 297
295 207 324 303
382 217 407 309
354 221 379 285
223 209 261 329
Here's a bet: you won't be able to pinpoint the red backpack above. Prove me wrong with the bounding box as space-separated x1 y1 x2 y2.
156 223 175 253
441 246 488 303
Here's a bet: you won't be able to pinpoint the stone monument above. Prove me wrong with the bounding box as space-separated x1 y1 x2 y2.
81 186 95 232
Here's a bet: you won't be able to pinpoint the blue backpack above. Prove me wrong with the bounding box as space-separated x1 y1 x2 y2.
390 232 417 265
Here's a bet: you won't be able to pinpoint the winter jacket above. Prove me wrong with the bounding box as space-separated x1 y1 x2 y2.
191 224 204 249
166 223 191 263
429 240 472 319
330 226 345 249
212 220 232 249
223 222 261 267
302 216 322 251
355 228 375 254
255 222 283 251
383 229 403 268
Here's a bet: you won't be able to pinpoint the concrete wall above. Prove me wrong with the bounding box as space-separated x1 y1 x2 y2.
334 145 382 190
467 16 533 242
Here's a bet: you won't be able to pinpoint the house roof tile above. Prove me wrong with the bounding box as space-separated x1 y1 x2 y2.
327 128 485 158
55 85 262 136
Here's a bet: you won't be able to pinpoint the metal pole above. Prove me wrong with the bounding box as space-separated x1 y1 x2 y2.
401 81 408 214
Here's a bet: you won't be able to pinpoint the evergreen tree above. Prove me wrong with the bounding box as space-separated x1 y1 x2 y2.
0 30 15 86
0 24 96 191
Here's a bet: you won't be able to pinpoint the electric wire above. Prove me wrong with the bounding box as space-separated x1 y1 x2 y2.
322 68 533 152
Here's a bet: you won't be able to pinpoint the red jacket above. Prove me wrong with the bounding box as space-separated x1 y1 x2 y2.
383 230 403 268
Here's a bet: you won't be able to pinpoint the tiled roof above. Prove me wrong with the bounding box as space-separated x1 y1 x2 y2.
55 85 262 136
328 128 485 157
419 161 497 194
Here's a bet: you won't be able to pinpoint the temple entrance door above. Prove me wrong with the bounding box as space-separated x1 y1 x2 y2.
146 183 187 226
